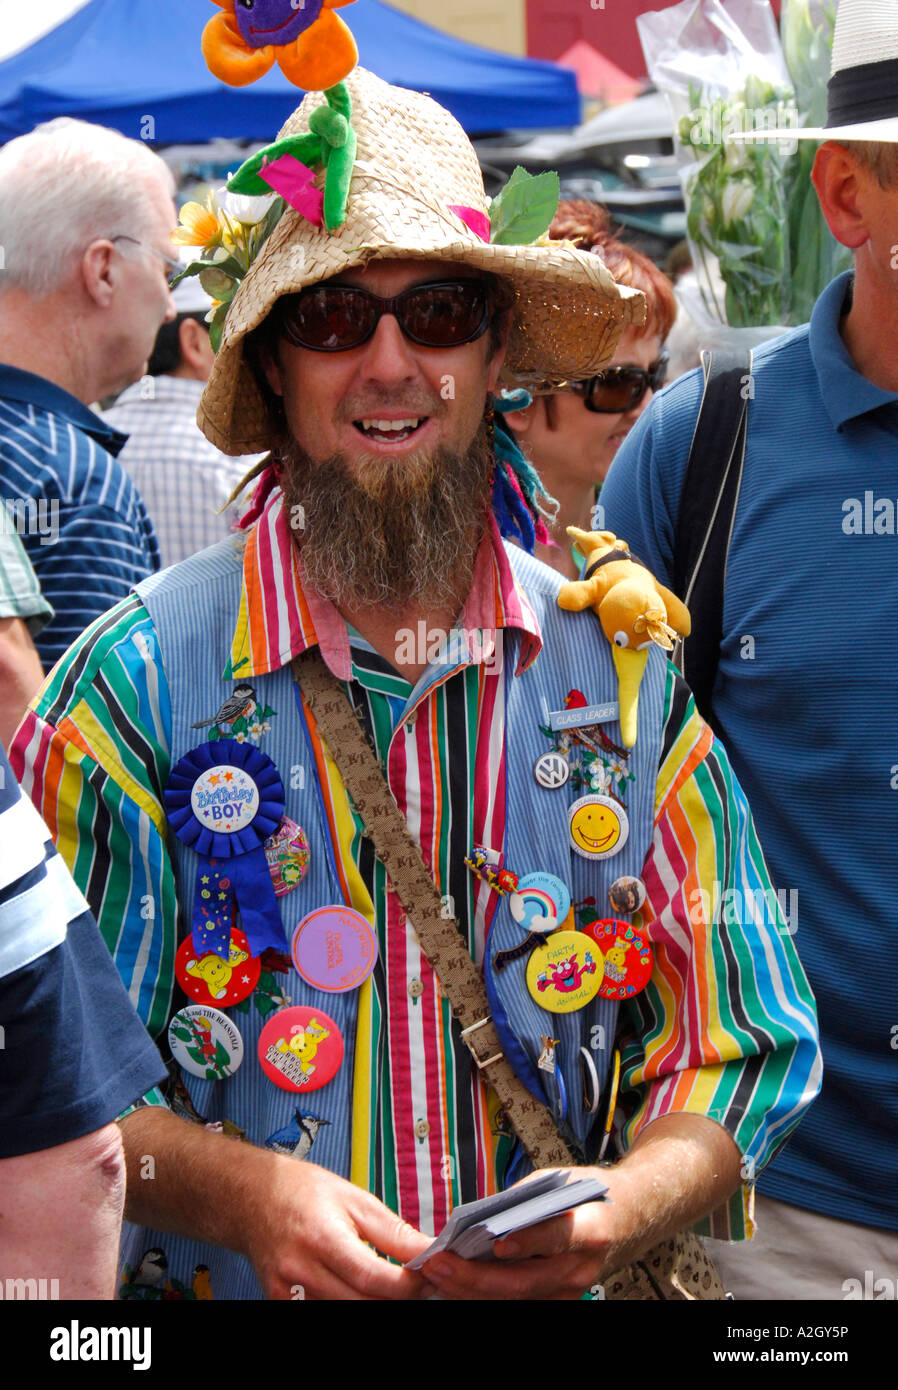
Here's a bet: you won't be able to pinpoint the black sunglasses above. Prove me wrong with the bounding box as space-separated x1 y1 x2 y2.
570 350 669 413
275 279 491 352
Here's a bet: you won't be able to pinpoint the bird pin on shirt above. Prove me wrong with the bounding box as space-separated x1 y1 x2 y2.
265 1109 332 1160
192 684 258 731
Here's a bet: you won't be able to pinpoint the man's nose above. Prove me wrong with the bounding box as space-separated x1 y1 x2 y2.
357 312 419 384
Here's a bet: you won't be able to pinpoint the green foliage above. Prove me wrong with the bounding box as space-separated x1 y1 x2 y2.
489 166 560 247
228 135 323 196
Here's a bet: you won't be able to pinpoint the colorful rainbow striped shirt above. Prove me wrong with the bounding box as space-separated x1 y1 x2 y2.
10 494 820 1292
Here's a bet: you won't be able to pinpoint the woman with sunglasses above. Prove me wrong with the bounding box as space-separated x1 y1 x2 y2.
504 201 676 580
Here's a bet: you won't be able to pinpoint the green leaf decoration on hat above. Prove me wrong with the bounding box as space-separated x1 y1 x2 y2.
228 82 356 234
489 166 561 246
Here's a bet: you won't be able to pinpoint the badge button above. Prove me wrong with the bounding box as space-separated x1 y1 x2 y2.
525 930 603 1013
265 816 310 897
168 1006 245 1081
291 905 378 993
258 1006 344 1093
509 871 572 934
568 794 629 860
533 751 570 790
608 875 646 916
175 927 261 1008
580 918 654 999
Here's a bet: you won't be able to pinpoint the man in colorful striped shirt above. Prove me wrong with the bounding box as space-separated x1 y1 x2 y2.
0 118 174 670
11 70 820 1301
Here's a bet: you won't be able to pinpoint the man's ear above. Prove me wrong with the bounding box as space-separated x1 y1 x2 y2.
812 143 870 250
179 317 215 376
81 239 117 308
485 305 513 393
501 395 534 437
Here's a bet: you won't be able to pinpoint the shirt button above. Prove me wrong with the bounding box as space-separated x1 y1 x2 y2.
414 1119 430 1140
408 977 425 999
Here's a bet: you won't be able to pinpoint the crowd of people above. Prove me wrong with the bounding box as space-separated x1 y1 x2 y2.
0 0 894 1307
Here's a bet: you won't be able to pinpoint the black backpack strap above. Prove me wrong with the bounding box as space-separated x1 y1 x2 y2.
672 347 752 728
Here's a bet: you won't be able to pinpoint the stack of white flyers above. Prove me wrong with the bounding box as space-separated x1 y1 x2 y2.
407 1170 608 1268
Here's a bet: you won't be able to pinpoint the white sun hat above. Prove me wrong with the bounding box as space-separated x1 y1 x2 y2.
732 0 898 144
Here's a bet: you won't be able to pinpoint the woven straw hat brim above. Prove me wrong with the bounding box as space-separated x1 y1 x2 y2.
199 68 645 457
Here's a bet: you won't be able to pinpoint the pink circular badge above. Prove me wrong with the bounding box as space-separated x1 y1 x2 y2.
257 1006 343 1093
291 906 378 993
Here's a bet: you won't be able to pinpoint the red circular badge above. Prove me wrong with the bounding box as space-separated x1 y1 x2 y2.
175 928 261 1008
579 918 654 1000
257 1006 344 1093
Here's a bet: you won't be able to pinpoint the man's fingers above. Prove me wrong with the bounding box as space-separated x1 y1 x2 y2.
492 1212 578 1261
423 1250 595 1301
350 1190 433 1265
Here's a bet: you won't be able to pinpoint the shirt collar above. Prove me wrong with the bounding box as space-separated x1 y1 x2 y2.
811 271 898 430
0 363 129 456
224 491 543 681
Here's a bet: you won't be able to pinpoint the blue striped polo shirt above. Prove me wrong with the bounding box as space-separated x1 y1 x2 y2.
0 744 166 1157
0 364 160 670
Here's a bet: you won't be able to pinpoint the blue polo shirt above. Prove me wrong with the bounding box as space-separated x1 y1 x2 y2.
0 365 160 670
601 271 898 1231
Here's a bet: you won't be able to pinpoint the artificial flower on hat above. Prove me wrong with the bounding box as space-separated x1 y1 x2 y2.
202 0 359 91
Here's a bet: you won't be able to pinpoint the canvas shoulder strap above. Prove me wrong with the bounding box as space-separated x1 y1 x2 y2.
672 348 752 727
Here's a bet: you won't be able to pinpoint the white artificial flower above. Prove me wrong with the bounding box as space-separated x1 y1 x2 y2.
222 182 277 226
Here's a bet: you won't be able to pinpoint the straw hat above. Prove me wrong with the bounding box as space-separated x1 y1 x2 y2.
733 0 898 144
198 66 644 456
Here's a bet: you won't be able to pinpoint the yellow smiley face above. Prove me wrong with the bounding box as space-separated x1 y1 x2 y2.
568 796 629 860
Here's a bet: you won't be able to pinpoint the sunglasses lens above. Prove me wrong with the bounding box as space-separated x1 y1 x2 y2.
401 283 488 346
281 288 378 351
588 374 642 412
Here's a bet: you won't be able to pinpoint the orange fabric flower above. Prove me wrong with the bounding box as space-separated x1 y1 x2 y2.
171 198 221 248
202 0 358 91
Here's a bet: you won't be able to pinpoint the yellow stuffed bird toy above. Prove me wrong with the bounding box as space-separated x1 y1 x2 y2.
558 529 691 748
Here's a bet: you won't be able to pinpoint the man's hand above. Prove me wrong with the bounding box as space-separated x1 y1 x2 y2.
420 1112 743 1301
244 1157 432 1300
119 1107 431 1300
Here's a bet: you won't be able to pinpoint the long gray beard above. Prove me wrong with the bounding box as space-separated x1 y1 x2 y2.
280 427 493 612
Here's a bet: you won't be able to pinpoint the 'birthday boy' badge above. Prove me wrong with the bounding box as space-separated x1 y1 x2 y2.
165 739 286 962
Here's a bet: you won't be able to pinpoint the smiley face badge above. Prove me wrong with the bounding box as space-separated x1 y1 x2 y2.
568 794 629 861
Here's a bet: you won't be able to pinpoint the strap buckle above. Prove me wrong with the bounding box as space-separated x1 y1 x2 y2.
460 1015 504 1071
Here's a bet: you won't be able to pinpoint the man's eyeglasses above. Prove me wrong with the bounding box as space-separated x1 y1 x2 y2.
569 350 669 414
274 280 491 352
111 234 182 282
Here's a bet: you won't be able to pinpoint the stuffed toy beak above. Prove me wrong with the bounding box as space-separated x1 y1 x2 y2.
611 644 650 748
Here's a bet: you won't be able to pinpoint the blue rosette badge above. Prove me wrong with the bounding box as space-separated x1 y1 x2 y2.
165 739 286 960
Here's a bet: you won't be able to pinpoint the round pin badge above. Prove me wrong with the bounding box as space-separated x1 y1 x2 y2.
258 1006 344 1093
168 1005 245 1081
265 816 310 897
608 875 647 916
533 751 570 791
175 928 261 1008
525 930 603 1014
579 918 654 1000
291 906 378 993
568 794 629 861
509 872 572 935
189 762 260 835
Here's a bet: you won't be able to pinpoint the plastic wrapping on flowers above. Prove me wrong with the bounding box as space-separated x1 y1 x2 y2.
638 0 849 336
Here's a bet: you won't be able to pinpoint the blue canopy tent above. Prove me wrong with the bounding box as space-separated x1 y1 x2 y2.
0 0 580 143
